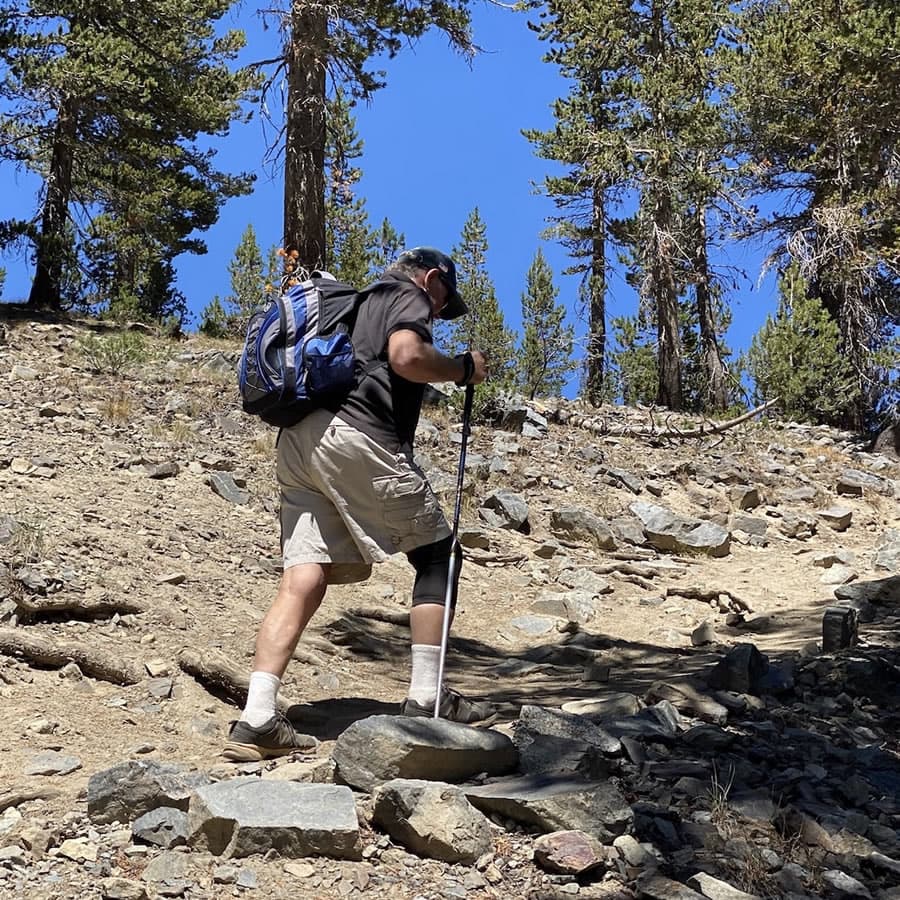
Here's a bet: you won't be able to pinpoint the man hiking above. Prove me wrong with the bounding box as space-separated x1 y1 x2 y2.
224 247 492 761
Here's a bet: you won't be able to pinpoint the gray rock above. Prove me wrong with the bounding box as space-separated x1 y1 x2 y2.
782 486 818 502
835 576 900 607
776 510 818 539
561 693 642 720
644 681 729 726
556 568 613 596
706 644 769 695
549 507 617 551
731 514 767 537
140 850 190 884
88 760 211 825
821 869 871 897
824 604 860 653
611 516 648 546
536 590 600 625
873 424 900 459
478 489 530 533
500 404 548 435
458 528 490 550
636 873 707 899
146 462 179 479
464 774 633 840
513 705 621 778
729 485 761 510
207 472 250 505
372 779 492 864
331 715 517 792
603 467 644 494
508 615 559 636
533 830 607 874
132 807 189 849
630 501 730 558
188 778 360 859
24 750 82 776
818 506 853 531
874 529 900 571
100 877 148 899
820 564 857 586
687 871 761 899
837 469 893 497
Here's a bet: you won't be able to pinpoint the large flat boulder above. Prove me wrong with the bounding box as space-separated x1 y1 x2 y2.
188 778 360 859
332 715 517 792
464 774 633 840
630 502 730 557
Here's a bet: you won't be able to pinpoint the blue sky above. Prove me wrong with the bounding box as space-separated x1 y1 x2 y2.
3 2 779 374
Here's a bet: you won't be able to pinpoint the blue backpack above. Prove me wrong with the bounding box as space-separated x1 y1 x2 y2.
238 273 378 428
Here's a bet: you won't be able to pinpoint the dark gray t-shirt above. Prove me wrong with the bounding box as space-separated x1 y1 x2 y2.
335 272 433 454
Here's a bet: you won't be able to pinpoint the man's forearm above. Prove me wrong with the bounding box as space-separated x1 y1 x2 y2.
390 338 467 385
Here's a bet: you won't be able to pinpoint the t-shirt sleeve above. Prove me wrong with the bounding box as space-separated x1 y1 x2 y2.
384 283 433 344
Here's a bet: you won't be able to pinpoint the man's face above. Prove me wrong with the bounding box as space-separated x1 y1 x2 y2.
423 268 450 318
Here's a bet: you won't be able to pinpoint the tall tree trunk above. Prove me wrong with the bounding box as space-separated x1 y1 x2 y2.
284 0 327 271
585 183 607 406
28 97 77 308
652 175 682 410
693 206 728 412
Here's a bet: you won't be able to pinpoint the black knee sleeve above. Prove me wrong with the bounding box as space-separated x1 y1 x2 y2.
407 535 462 608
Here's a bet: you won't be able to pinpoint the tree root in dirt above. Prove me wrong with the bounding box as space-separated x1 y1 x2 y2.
0 628 142 684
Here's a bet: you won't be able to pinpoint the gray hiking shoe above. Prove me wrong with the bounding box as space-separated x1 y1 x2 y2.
400 688 497 724
222 714 315 761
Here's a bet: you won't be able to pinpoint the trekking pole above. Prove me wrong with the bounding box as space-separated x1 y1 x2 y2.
434 383 475 719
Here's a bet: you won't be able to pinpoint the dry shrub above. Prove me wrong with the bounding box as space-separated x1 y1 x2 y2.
100 390 134 425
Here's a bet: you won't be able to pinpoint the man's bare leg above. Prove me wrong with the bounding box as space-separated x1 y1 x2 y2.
239 562 329 726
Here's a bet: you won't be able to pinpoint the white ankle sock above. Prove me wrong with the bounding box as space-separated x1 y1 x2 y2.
408 644 442 705
240 671 281 727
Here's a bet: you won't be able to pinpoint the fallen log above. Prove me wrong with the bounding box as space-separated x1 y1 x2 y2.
0 628 142 684
559 398 779 441
346 606 410 627
13 593 144 618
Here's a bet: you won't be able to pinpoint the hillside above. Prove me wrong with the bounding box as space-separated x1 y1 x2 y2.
1 312 898 900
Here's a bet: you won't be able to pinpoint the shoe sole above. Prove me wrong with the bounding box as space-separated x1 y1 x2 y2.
221 741 296 762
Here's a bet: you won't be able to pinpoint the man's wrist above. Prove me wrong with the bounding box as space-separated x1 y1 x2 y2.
454 351 475 386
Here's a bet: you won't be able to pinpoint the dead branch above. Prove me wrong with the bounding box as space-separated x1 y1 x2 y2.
466 552 527 566
0 785 61 814
0 628 142 684
613 573 657 590
589 563 662 579
560 398 779 441
346 606 410 626
665 586 752 613
178 647 297 709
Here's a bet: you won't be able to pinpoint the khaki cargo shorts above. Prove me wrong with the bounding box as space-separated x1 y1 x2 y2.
277 409 450 584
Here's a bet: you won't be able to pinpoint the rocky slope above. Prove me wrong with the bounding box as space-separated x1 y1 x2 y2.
0 311 898 900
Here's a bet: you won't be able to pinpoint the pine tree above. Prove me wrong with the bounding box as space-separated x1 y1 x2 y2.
729 0 900 428
526 0 736 412
519 249 576 399
747 264 859 424
0 0 256 311
323 91 372 286
608 314 658 408
443 209 516 395
277 1 475 270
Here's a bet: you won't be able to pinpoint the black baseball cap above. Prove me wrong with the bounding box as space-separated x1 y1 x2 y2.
397 247 468 320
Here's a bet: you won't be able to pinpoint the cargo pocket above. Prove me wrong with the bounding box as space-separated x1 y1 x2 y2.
372 471 445 552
